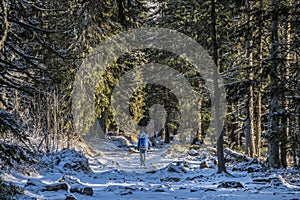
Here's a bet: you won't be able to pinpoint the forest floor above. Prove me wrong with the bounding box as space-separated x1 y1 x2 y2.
1 136 300 200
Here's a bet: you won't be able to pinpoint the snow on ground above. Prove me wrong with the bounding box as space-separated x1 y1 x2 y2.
1 140 300 200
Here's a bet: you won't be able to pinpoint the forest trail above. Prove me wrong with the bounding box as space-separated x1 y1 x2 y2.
90 144 179 173
1 141 300 200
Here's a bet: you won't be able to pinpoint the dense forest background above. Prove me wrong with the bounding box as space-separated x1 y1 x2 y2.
0 0 300 172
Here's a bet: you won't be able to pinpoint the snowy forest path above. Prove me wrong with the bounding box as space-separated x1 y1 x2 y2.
89 145 180 173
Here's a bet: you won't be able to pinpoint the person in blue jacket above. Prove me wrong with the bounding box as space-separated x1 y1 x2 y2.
137 132 151 166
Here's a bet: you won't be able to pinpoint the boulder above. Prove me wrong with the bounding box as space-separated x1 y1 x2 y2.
188 149 199 156
218 181 244 189
200 161 209 169
70 186 93 196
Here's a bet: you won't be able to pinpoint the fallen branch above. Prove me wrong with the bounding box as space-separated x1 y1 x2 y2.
224 148 252 162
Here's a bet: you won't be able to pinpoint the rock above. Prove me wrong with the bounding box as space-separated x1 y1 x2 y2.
65 195 77 200
200 161 209 169
70 186 93 196
83 187 93 196
120 191 133 195
167 165 180 173
154 189 165 192
152 164 158 169
186 175 204 181
205 188 217 192
63 163 72 169
44 183 68 191
207 147 217 154
218 181 244 188
160 177 180 182
232 162 262 172
253 178 272 183
146 169 157 174
40 148 91 173
166 163 186 173
213 159 218 165
247 167 254 173
124 186 137 191
188 149 199 156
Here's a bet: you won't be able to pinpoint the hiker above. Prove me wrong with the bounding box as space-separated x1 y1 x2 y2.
137 132 151 166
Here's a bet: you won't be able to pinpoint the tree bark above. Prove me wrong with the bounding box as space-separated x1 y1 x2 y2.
211 0 226 173
256 91 262 158
280 1 291 168
193 97 202 144
245 0 255 158
267 0 280 168
255 0 264 159
296 67 300 167
164 123 170 143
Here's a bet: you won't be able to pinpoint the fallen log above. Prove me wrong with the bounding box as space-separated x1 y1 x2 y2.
224 148 252 162
43 183 68 191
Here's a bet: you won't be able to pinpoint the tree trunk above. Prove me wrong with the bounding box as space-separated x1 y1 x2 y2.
99 110 107 138
164 124 170 143
297 103 300 167
245 0 255 158
193 97 202 144
267 0 280 168
280 2 291 168
211 0 226 173
255 0 264 159
296 68 300 167
256 91 262 158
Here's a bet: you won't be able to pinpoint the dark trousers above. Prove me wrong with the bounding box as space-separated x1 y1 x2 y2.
139 149 147 166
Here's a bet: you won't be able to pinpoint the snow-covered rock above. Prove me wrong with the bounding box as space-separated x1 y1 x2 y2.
188 149 199 156
218 181 244 188
232 158 263 173
39 148 91 173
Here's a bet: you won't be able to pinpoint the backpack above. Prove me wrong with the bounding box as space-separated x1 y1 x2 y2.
139 134 148 149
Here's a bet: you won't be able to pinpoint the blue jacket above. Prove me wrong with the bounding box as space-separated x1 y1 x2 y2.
137 133 151 150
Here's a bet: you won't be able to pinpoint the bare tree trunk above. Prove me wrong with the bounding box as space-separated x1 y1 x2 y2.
99 110 107 138
211 0 226 173
280 2 291 168
164 124 170 144
192 97 202 144
297 67 300 167
267 0 280 168
255 0 264 159
297 103 300 167
45 95 52 151
245 0 255 158
257 91 262 158
53 88 59 151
